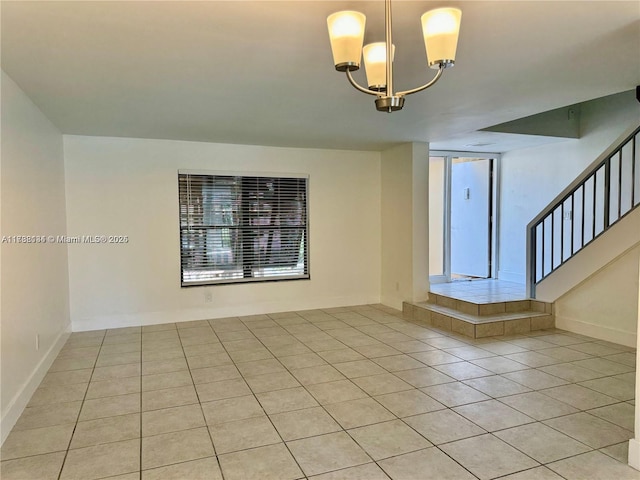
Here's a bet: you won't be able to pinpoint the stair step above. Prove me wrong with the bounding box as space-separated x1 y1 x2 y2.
420 302 549 324
427 292 552 316
402 301 555 339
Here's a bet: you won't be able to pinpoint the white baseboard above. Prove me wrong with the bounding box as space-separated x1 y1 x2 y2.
1 326 71 445
72 295 381 332
380 297 403 311
497 270 526 284
629 439 640 470
555 314 637 348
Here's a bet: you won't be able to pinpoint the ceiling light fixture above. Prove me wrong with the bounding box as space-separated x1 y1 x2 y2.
327 0 461 113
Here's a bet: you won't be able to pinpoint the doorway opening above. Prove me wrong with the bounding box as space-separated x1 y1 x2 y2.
429 152 500 285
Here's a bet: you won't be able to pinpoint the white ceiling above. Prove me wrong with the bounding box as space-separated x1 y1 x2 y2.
429 130 570 153
1 1 639 151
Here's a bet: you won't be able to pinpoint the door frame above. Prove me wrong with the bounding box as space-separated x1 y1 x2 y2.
430 151 502 283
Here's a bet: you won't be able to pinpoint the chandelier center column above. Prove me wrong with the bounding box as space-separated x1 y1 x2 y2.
385 0 393 98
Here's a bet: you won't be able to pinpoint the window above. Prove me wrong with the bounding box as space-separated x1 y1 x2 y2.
178 171 309 286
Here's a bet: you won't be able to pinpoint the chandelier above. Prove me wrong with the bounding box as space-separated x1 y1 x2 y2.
327 0 462 112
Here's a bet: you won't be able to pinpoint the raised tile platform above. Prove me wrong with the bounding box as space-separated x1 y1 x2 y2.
403 292 554 338
430 279 528 303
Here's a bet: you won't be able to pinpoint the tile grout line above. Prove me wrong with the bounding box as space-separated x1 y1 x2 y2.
4 306 636 480
248 314 377 462
300 309 482 479
56 330 107 480
178 324 227 480
447 380 633 471
451 365 634 452
207 319 311 479
244 309 478 479
309 310 634 477
227 308 635 477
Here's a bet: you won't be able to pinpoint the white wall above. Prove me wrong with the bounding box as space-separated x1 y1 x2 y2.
63 135 381 331
381 142 429 308
412 145 430 301
428 157 444 276
554 242 640 348
1 72 71 442
499 90 640 283
629 254 640 470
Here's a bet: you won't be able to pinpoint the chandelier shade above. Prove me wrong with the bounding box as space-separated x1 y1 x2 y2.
363 42 395 91
327 1 462 112
327 11 366 71
421 8 462 68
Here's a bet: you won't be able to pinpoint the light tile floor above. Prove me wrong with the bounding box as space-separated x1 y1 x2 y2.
431 279 528 303
2 304 639 479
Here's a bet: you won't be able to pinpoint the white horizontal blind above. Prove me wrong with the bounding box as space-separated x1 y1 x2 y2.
178 173 309 286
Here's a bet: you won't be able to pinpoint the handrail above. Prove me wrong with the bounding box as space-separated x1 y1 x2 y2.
526 123 640 298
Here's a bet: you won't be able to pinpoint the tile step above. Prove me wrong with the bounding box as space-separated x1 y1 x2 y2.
418 303 549 325
427 292 552 316
403 301 555 339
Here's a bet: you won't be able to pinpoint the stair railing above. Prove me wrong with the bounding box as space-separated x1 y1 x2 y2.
526 124 640 298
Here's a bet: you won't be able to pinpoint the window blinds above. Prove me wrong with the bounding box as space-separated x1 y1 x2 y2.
178 172 309 286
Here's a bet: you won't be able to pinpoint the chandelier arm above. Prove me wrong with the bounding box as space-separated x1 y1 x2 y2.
396 65 445 97
345 70 381 96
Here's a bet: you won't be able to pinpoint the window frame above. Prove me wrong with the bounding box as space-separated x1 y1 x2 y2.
177 169 310 287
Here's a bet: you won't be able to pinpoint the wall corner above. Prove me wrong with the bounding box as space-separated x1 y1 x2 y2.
632 254 640 470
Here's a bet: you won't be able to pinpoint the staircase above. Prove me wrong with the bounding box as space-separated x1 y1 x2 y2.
402 294 554 338
404 124 640 339
527 124 640 298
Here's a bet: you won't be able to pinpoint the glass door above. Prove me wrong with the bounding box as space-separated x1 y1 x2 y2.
429 152 499 284
450 157 492 279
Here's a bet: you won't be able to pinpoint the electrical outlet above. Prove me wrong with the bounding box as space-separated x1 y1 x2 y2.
564 210 573 221
35 334 40 351
204 291 213 303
